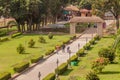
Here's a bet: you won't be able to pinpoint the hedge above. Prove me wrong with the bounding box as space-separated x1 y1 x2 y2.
0 72 11 80
89 39 96 45
11 32 22 38
70 35 76 40
55 63 68 75
83 43 91 50
13 62 30 73
0 37 9 42
43 73 55 80
63 39 70 44
69 55 78 61
45 49 55 56
31 55 43 63
76 48 85 57
94 35 100 40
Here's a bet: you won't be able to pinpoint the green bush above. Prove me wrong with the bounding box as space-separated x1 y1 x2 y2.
0 31 7 37
28 39 35 48
86 71 100 80
13 62 30 73
45 49 54 56
31 55 43 63
0 72 11 80
63 39 70 44
89 39 95 45
70 35 76 40
55 63 68 75
38 36 46 43
11 32 22 38
16 44 25 54
98 48 115 63
48 32 53 39
43 73 55 80
69 55 78 61
0 37 9 42
83 43 91 50
76 48 85 57
94 35 100 41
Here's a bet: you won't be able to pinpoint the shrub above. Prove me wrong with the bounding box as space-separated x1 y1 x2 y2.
70 35 76 40
89 39 95 45
28 39 35 48
0 72 11 80
69 55 78 62
48 32 53 39
0 37 9 42
98 48 115 63
91 57 109 73
63 39 70 44
11 32 22 38
76 48 85 57
0 31 7 37
83 43 91 50
86 71 100 80
31 55 43 63
43 73 55 80
16 44 25 54
13 62 30 73
45 49 54 56
94 35 100 40
55 63 68 75
38 36 46 43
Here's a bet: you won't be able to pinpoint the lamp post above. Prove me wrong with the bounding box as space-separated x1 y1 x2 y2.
38 72 41 80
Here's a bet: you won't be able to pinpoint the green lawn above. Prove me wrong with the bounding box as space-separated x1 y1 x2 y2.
0 34 71 74
60 36 119 80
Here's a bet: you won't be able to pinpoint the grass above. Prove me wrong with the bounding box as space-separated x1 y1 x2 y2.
0 34 71 74
60 36 117 80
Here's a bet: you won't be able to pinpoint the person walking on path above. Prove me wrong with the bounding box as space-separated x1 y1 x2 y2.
67 46 70 53
78 43 80 50
62 44 65 52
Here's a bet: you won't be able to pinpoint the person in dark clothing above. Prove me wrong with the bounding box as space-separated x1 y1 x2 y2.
67 46 70 53
62 44 65 52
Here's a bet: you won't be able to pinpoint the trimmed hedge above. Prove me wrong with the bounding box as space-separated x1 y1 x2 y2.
69 55 78 61
0 37 9 42
45 49 54 56
13 62 30 73
63 39 70 44
94 35 100 40
0 72 11 80
83 43 91 50
76 48 85 57
55 63 68 75
70 35 76 40
31 55 43 63
43 73 55 80
11 32 22 38
89 39 95 45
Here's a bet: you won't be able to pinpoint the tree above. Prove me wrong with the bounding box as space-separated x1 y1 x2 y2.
79 0 91 10
86 71 100 80
90 0 120 29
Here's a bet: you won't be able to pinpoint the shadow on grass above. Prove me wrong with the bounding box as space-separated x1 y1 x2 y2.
101 71 120 74
62 69 73 76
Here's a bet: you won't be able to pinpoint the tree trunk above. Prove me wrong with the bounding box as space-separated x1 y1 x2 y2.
116 17 119 29
17 24 21 32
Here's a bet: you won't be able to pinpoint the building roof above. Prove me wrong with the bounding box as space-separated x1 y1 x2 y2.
64 5 79 11
70 16 104 23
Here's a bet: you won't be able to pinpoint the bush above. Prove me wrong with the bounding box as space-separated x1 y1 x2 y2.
31 55 43 63
70 35 76 40
94 35 100 40
28 39 35 48
0 31 7 37
0 72 11 80
98 48 115 63
76 48 85 57
69 55 78 62
83 43 91 50
63 39 70 44
11 32 22 38
43 73 55 80
45 49 54 56
16 44 25 54
38 36 46 43
89 39 95 45
91 57 109 73
0 37 9 42
86 71 100 80
13 62 29 73
55 63 68 75
48 32 53 39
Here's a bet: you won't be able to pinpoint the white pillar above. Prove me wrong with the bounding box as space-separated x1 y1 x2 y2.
70 23 76 34
97 23 103 37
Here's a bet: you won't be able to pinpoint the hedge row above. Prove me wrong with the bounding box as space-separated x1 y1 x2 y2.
45 49 55 56
31 55 43 63
43 73 55 80
83 43 91 50
76 48 85 57
69 55 78 61
0 37 9 42
11 32 22 38
0 72 11 80
55 63 68 75
89 39 96 45
13 62 30 73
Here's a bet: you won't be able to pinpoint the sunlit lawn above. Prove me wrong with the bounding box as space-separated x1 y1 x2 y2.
60 36 119 80
0 34 71 74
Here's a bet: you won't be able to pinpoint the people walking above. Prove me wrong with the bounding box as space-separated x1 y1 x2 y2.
62 44 65 52
67 46 70 53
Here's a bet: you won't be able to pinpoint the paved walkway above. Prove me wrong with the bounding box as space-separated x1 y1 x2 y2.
14 28 97 80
